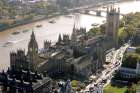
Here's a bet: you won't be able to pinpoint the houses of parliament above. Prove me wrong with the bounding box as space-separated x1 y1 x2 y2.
0 6 120 93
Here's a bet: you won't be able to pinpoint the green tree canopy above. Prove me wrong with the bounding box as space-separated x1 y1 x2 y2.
122 53 140 69
135 47 140 54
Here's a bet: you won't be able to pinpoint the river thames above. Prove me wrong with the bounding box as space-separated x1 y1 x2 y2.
0 0 140 71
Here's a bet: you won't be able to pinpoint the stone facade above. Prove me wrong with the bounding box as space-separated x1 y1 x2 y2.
10 49 29 71
27 31 39 71
9 7 120 80
118 61 140 79
37 25 106 79
0 68 52 93
106 6 120 49
10 31 41 72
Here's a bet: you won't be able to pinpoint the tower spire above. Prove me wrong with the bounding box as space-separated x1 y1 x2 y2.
27 30 38 71
31 30 35 39
73 22 76 32
58 34 62 42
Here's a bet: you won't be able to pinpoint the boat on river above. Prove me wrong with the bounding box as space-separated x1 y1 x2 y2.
3 41 14 47
12 31 20 35
36 24 42 28
22 29 29 33
3 39 23 47
103 6 107 9
91 23 99 26
49 20 56 24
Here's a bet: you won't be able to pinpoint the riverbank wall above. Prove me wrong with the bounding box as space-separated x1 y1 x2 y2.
0 13 61 32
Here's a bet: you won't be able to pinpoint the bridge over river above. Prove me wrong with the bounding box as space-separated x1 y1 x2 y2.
68 0 125 17
77 8 125 17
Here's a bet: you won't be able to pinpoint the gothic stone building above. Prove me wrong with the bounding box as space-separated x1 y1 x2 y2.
4 31 53 93
0 67 52 93
10 31 44 72
9 6 120 80
106 6 120 49
38 6 121 79
37 24 106 79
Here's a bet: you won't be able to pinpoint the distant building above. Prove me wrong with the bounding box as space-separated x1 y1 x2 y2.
118 60 140 79
117 46 140 79
118 67 137 79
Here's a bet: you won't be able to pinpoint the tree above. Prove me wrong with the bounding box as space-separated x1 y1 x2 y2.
88 27 101 37
122 53 140 69
136 47 140 54
118 27 128 44
57 0 72 8
127 83 137 93
100 24 106 34
71 80 79 87
35 0 47 9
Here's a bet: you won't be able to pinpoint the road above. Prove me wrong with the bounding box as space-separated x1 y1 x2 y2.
81 43 129 93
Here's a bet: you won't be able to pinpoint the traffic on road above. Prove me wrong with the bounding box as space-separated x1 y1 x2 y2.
80 43 129 93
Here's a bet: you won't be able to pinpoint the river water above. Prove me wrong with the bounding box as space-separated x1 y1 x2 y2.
0 0 140 71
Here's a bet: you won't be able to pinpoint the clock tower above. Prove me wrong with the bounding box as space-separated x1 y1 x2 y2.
27 31 38 71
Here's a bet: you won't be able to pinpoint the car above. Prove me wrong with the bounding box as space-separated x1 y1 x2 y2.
88 79 93 83
111 67 114 69
102 79 107 83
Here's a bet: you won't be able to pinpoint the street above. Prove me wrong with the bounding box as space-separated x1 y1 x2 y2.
81 43 129 93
